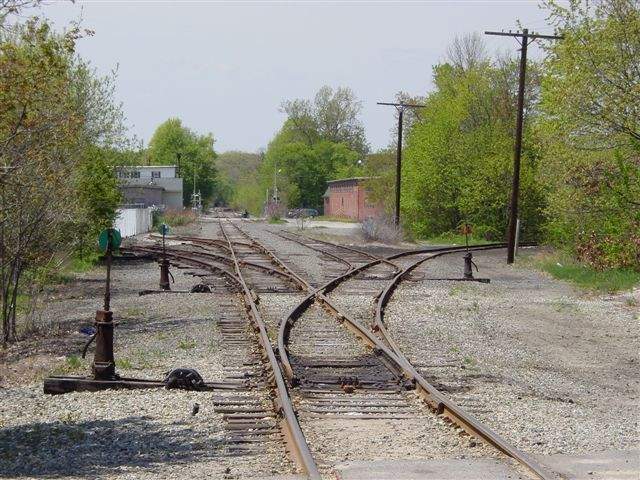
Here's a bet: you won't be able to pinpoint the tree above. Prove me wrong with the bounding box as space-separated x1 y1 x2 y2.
281 85 369 156
538 0 640 269
401 42 545 240
216 150 263 211
1 2 131 343
147 118 219 206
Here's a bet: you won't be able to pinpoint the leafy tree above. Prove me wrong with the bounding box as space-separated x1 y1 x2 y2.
401 42 545 241
147 118 219 206
538 0 640 269
0 10 130 342
281 85 369 156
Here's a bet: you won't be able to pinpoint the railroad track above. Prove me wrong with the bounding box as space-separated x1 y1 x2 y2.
128 220 553 479
230 220 554 480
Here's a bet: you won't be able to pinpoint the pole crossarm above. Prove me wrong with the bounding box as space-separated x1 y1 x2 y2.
377 102 427 110
484 30 564 40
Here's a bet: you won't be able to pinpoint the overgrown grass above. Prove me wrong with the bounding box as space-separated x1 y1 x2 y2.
424 232 492 246
268 215 286 224
155 209 196 228
531 252 640 293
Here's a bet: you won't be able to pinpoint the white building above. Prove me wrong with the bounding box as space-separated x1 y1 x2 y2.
117 165 183 210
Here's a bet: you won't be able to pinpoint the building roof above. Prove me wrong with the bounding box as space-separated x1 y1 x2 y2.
326 176 373 184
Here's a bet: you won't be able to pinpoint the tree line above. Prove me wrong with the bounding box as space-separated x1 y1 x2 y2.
231 0 638 272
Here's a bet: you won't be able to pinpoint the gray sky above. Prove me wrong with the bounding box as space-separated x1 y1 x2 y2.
45 1 552 153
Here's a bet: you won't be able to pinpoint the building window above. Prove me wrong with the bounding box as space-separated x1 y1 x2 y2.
341 197 344 206
131 171 141 178
152 171 161 179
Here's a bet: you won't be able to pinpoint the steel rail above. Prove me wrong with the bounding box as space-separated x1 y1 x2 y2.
372 250 554 480
122 245 242 286
274 229 400 271
218 220 321 479
227 221 552 480
271 231 355 272
130 243 297 285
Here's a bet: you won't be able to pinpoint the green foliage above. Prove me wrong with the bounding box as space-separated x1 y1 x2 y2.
263 130 360 210
401 56 545 242
217 150 264 213
268 215 285 224
0 13 131 342
281 85 369 156
538 0 640 270
155 209 196 227
148 118 220 206
424 232 492 246
532 252 640 293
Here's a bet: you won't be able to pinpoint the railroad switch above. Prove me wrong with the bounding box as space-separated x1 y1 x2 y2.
460 251 491 283
159 258 172 290
92 309 118 380
463 252 476 280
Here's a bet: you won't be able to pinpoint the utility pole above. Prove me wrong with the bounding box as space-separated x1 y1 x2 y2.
485 29 562 264
377 102 426 227
273 160 278 204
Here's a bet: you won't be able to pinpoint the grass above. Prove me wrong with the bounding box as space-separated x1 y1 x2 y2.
155 209 196 228
115 358 133 370
268 216 286 224
52 355 86 375
178 338 197 350
531 252 640 293
424 232 492 246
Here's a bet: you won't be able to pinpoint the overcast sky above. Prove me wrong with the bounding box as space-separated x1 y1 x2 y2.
44 1 554 153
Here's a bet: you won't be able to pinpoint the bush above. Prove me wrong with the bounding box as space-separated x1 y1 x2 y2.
154 209 196 228
361 216 403 244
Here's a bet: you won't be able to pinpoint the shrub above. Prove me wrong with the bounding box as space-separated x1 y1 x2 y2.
361 216 403 243
155 209 196 228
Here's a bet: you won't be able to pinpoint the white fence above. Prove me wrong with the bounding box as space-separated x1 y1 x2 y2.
114 207 153 238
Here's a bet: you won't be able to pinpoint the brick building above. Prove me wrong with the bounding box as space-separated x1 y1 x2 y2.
323 177 382 221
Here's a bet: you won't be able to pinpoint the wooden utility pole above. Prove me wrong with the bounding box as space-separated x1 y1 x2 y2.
377 102 426 226
485 29 562 264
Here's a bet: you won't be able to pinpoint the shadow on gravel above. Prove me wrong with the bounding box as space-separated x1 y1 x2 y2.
0 415 224 477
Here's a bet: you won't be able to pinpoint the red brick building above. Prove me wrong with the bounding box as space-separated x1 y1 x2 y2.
323 177 383 221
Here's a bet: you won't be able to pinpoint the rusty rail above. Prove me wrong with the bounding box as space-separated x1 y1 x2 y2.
227 222 552 480
217 220 321 479
371 250 553 479
274 229 400 271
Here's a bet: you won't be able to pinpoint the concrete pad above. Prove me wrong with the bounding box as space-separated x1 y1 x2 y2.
334 458 527 480
332 451 640 480
538 450 639 479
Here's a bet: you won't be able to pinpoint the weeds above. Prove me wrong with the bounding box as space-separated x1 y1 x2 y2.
178 338 197 350
116 358 133 370
155 209 196 227
533 253 640 293
361 216 403 243
52 355 85 375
